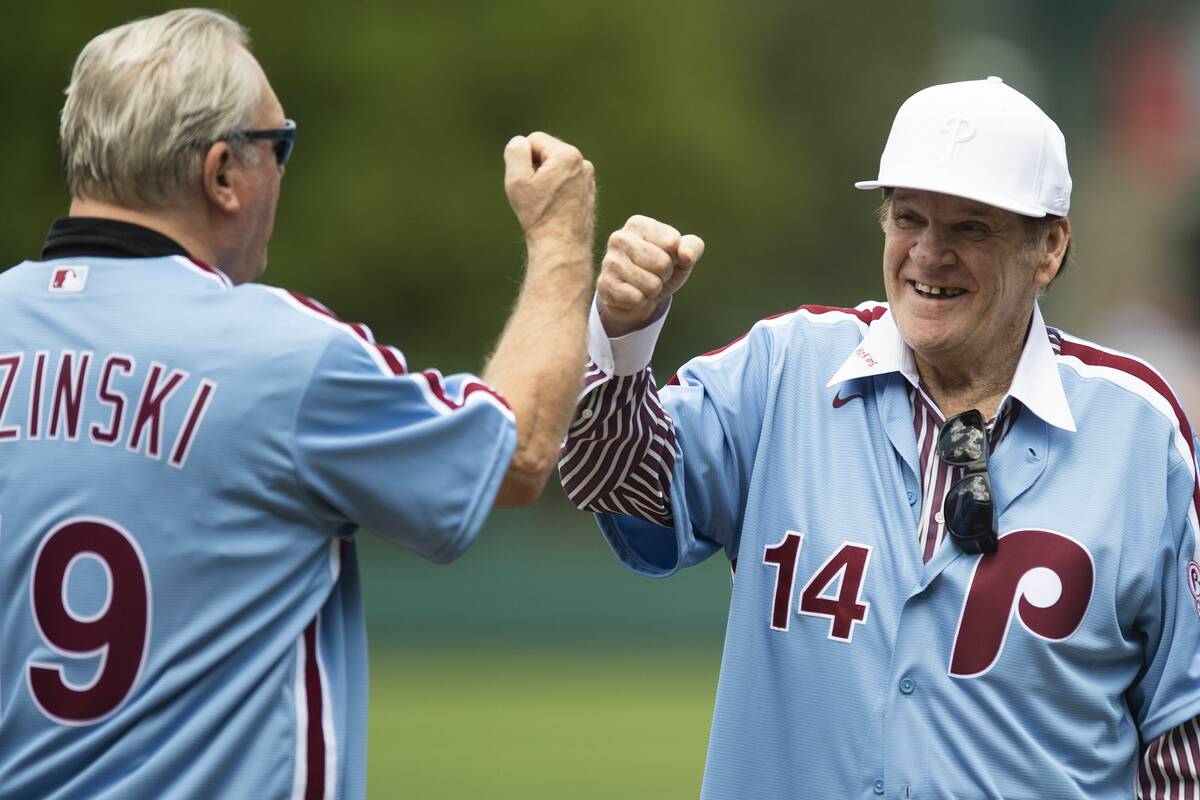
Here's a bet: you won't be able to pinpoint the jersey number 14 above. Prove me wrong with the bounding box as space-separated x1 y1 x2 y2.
762 529 1094 677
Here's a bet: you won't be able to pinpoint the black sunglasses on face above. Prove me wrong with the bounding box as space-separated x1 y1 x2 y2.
228 118 296 166
938 409 998 554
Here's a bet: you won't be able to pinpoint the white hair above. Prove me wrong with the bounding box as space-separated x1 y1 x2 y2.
60 8 264 208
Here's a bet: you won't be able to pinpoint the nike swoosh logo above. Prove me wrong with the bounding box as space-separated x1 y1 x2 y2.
832 391 864 409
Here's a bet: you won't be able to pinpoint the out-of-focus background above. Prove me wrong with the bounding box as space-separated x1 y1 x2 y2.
6 1 1200 796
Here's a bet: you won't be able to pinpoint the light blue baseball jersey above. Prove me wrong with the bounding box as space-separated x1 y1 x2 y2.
0 251 516 799
573 300 1200 799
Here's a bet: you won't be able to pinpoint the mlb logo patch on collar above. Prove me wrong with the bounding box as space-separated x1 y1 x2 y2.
49 265 88 293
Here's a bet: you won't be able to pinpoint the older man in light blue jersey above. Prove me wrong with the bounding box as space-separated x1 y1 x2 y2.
0 9 596 799
561 77 1200 798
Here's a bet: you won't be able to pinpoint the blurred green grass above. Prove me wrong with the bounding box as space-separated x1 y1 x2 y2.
368 645 717 798
359 501 729 798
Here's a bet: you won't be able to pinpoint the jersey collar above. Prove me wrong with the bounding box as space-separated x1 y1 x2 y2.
40 217 192 261
827 301 1077 433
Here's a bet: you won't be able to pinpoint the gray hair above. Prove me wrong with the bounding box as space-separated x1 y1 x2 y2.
60 8 264 208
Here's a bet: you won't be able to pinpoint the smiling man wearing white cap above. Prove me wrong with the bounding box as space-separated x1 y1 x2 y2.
559 77 1200 798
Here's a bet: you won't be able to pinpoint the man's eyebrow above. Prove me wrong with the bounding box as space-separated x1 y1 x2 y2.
889 191 1000 219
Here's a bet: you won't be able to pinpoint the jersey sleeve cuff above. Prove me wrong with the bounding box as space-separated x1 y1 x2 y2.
587 296 671 378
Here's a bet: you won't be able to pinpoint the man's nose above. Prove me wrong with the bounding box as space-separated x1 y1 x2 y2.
909 227 954 269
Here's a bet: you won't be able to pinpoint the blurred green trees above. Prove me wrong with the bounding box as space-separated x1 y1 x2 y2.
3 0 935 376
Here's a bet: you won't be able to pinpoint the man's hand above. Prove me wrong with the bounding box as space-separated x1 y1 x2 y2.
488 133 596 508
597 215 704 337
504 132 595 255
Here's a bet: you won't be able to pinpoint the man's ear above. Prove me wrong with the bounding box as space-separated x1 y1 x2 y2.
202 143 241 214
1034 217 1070 288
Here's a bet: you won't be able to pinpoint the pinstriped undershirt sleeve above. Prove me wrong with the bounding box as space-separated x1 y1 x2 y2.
558 299 677 528
1138 716 1200 798
558 363 677 527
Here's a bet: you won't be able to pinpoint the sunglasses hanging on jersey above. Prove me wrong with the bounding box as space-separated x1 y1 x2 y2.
938 409 999 555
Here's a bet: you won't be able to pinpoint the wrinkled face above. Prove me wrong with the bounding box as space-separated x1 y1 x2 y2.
881 189 1059 372
223 53 286 284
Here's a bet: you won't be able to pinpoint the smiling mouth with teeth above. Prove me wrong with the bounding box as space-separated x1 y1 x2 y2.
911 280 965 298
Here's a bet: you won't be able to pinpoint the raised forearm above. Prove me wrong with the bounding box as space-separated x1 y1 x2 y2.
484 132 596 507
486 235 593 506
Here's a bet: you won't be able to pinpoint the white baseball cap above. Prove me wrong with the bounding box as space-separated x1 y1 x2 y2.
855 76 1071 217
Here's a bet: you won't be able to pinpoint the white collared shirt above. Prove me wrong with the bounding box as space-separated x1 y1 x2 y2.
826 300 1077 433
824 300 1075 560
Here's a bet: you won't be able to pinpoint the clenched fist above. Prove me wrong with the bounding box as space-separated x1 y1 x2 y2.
504 132 595 254
597 215 705 337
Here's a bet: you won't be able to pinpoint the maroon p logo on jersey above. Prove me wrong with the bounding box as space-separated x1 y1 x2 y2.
949 529 1094 678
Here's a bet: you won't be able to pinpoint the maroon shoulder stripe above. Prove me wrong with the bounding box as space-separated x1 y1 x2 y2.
1058 338 1200 520
419 370 512 412
461 383 511 410
667 304 887 386
798 303 889 326
185 257 232 288
286 291 407 376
